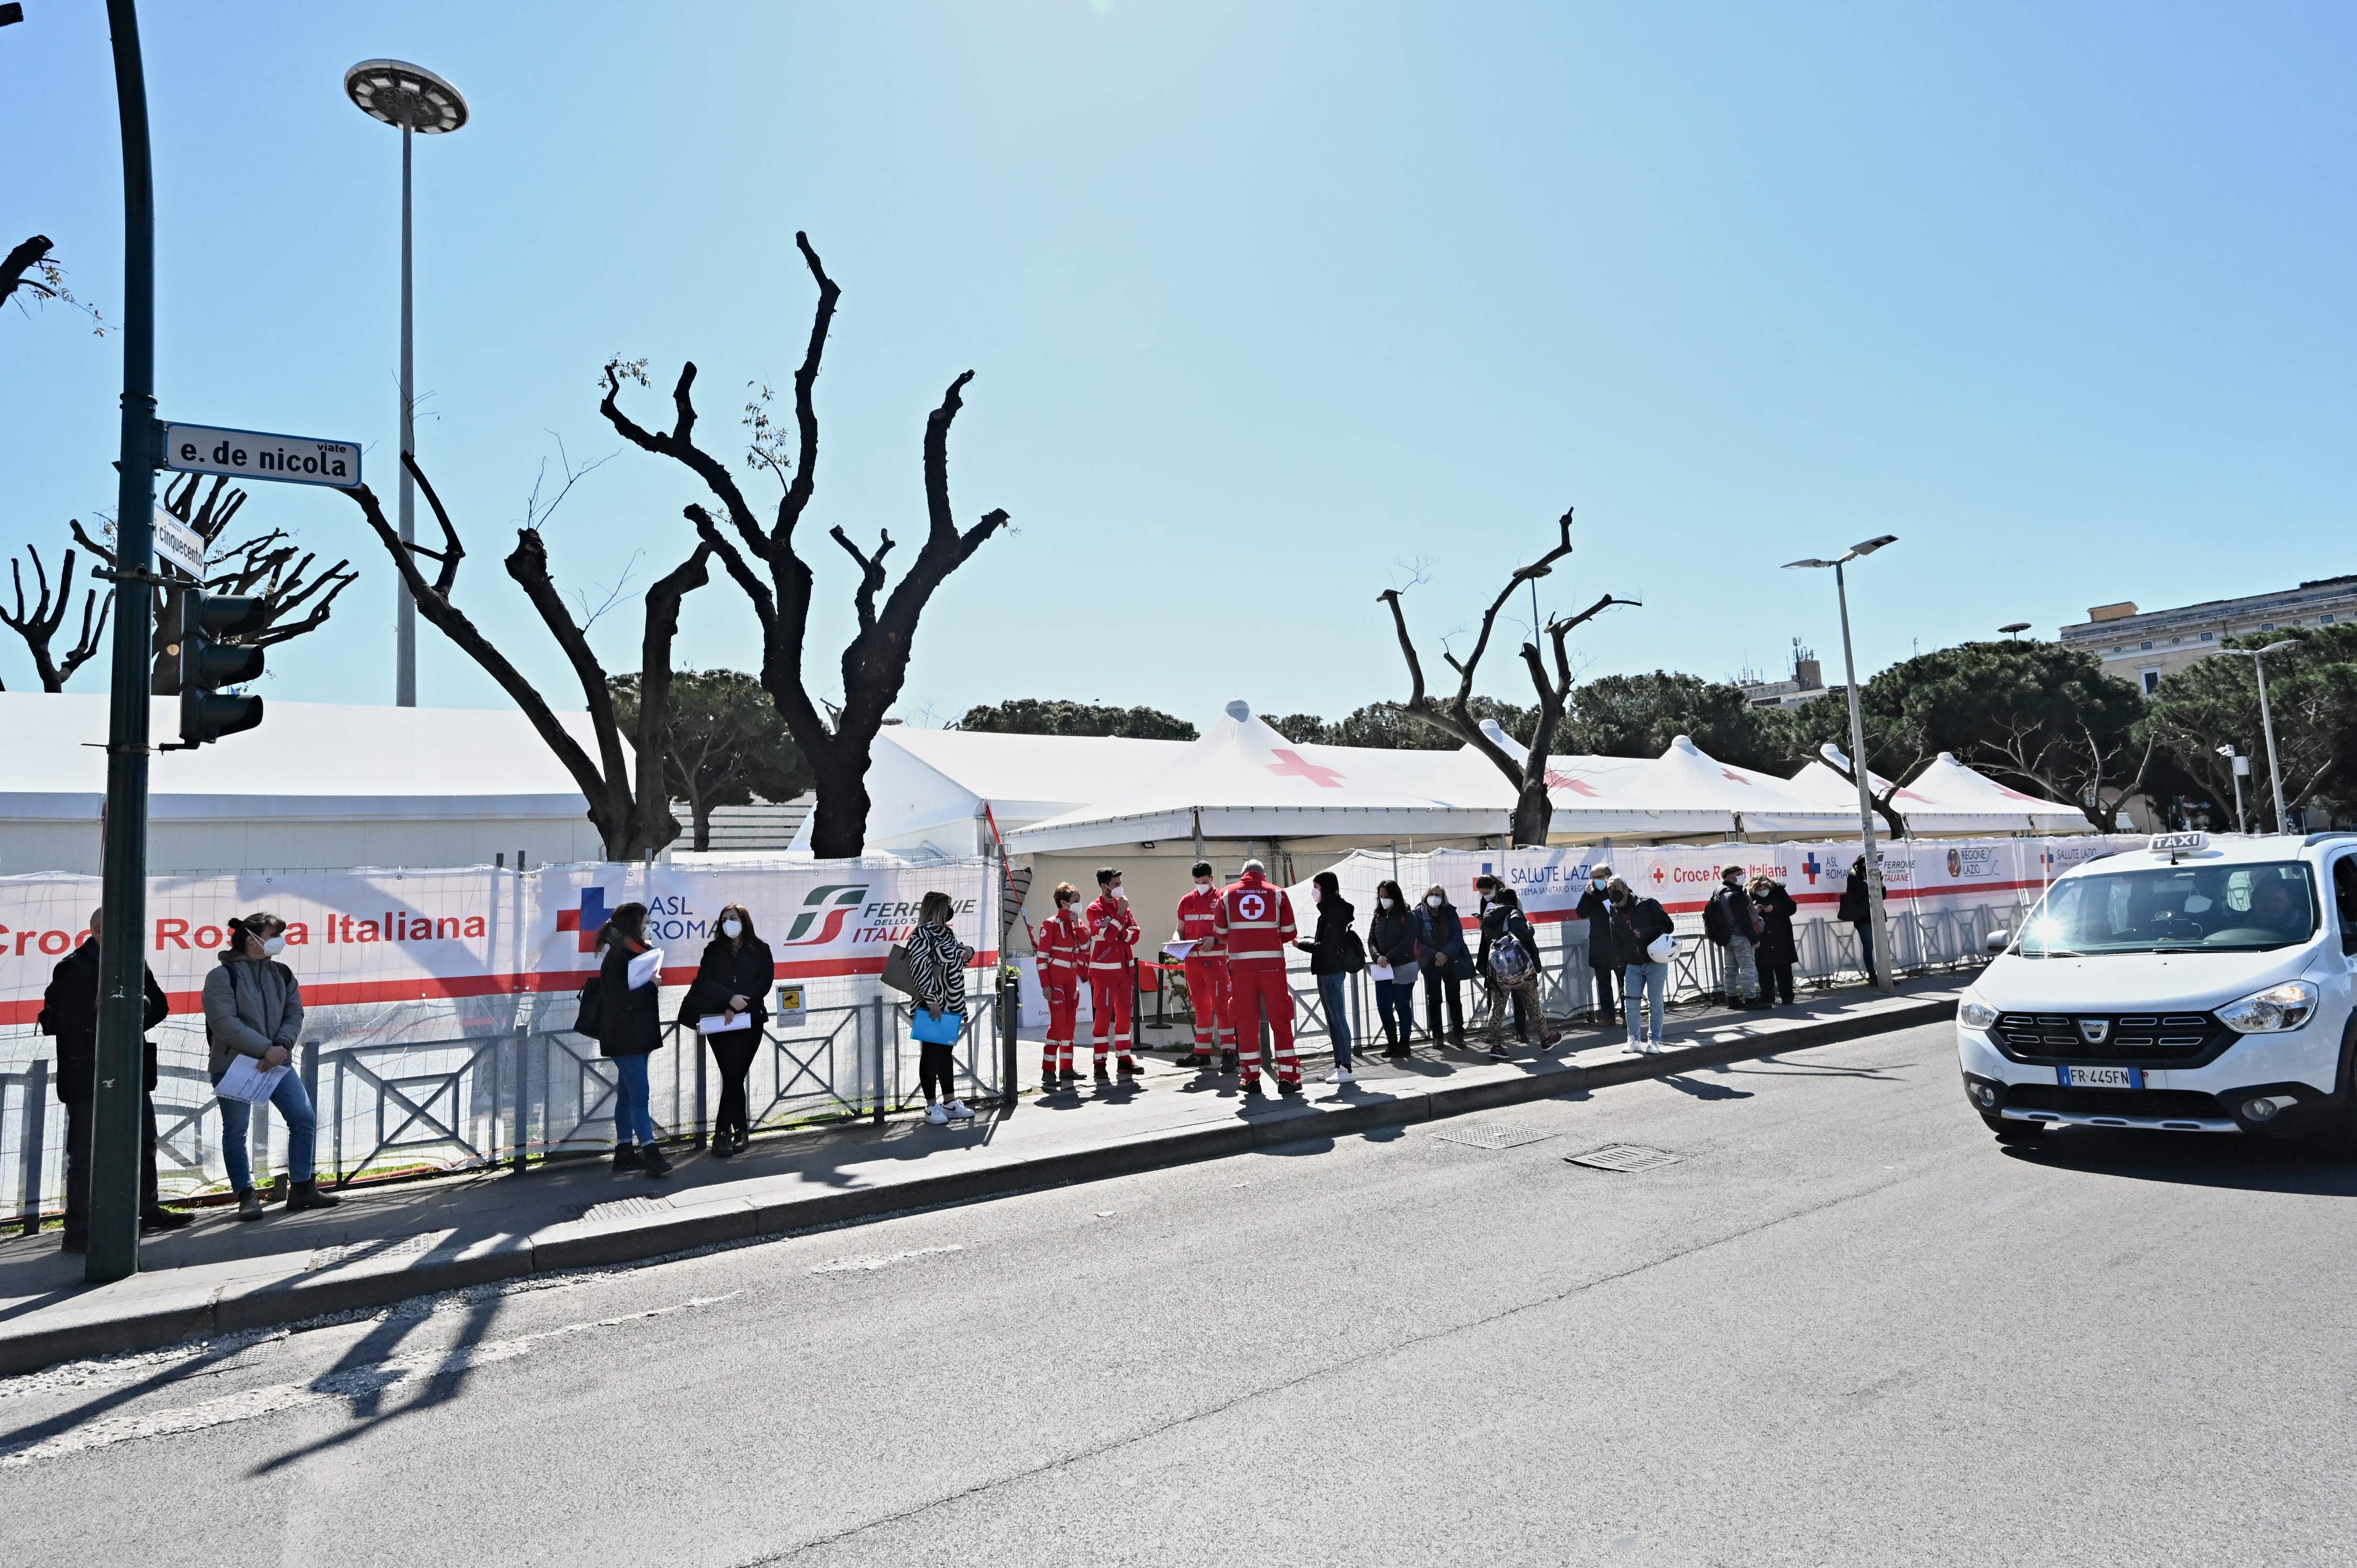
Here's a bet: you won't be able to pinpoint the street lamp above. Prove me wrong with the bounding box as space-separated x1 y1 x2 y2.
2239 639 2298 834
1784 534 1899 995
2214 744 2250 835
1998 622 2030 640
344 59 468 708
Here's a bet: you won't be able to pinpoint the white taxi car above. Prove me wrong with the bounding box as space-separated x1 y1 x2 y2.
1957 832 2357 1140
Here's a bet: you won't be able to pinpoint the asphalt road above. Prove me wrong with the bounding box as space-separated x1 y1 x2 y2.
4 1019 2353 1567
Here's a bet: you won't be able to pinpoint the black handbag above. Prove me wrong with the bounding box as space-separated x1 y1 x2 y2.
574 974 604 1038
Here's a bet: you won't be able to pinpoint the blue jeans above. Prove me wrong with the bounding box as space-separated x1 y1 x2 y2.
1373 974 1418 1044
612 1052 656 1146
218 1069 317 1190
1623 962 1669 1046
1854 921 1878 981
1317 972 1353 1068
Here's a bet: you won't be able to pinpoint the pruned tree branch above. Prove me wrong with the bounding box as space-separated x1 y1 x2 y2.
0 544 110 691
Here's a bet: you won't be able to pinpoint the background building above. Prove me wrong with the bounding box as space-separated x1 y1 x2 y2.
2059 573 2357 693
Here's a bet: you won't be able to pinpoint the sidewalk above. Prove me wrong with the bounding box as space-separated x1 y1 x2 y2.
0 977 1962 1374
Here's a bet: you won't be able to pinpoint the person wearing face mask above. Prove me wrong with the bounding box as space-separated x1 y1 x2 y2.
40 907 186 1252
204 911 336 1219
1172 862 1231 1070
1034 884 1089 1088
680 902 775 1156
1085 867 1144 1082
1294 870 1364 1084
1703 866 1764 1009
1573 863 1622 1028
1214 858 1303 1095
1365 878 1420 1058
594 900 672 1176
1413 884 1471 1046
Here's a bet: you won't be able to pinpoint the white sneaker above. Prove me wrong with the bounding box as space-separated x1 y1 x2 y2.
1325 1067 1356 1084
945 1099 974 1120
924 1103 950 1125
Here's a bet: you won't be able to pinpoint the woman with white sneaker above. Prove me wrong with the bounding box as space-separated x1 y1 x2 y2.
1609 877 1676 1054
907 891 976 1125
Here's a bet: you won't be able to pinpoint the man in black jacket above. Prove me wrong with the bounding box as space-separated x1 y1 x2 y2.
40 909 189 1252
1704 867 1764 1009
1573 863 1620 1026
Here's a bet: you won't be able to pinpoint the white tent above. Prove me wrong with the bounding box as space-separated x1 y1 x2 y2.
1900 752 2094 835
1002 701 1510 856
1574 735 1856 838
0 694 611 874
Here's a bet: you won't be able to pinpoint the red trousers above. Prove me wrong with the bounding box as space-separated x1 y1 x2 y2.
1088 968 1135 1058
1044 986 1079 1075
1182 954 1231 1051
1225 958 1299 1083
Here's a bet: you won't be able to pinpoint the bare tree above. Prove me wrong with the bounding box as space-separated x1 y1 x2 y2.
1377 508 1636 845
598 231 1011 857
0 544 108 691
342 450 711 860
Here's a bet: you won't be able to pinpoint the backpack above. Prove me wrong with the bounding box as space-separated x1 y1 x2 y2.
574 974 603 1039
1702 892 1731 944
1489 930 1535 986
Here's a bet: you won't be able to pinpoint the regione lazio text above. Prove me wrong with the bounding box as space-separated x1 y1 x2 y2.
0 859 998 1216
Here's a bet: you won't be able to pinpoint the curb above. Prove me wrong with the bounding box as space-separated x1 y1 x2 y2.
0 993 1952 1375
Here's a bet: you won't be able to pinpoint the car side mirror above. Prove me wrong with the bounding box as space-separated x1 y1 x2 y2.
1984 928 2011 955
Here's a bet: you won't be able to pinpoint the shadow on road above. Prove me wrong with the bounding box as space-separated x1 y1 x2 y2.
2003 1130 2357 1197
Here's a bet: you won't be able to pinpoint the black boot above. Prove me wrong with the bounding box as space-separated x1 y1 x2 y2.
640 1142 674 1177
613 1143 645 1173
1219 1049 1239 1074
287 1180 342 1211
141 1206 194 1232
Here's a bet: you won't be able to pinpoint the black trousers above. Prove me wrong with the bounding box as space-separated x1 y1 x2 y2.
1764 960 1796 1004
63 1092 160 1243
1422 967 1464 1039
1590 963 1620 1020
707 1033 761 1141
918 1041 959 1103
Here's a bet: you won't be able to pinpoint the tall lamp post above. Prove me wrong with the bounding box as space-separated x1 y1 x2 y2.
1784 535 1900 995
2214 744 2249 835
344 59 467 708
2241 639 2297 834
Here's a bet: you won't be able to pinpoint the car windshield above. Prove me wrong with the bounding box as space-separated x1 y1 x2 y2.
2015 860 2319 956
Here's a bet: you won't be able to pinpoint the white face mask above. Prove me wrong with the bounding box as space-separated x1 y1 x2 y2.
1426 894 1444 909
261 935 287 957
1196 879 1214 891
1312 887 1325 904
1592 877 1607 889
1379 896 1394 909
721 919 743 939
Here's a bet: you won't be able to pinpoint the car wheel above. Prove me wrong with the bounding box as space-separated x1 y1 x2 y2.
1982 1112 2045 1143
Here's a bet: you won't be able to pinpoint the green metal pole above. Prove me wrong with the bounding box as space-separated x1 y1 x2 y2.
89 0 159 1284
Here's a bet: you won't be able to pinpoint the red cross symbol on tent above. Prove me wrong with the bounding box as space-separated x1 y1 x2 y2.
1265 748 1346 788
1545 768 1600 798
1720 768 1750 785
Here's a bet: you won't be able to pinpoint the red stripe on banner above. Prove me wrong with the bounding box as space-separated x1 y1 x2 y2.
0 948 1003 1027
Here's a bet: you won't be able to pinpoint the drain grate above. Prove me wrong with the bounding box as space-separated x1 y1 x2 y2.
1567 1143 1683 1173
1430 1122 1560 1152
304 1233 437 1272
571 1196 669 1224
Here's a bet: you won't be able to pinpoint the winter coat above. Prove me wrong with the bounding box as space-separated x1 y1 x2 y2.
1704 884 1760 948
1752 882 1800 966
1574 885 1620 971
1478 904 1538 979
1838 869 1871 924
1367 903 1419 967
202 952 304 1083
596 938 665 1059
1296 895 1364 976
39 940 169 1102
678 936 777 1029
1612 896 1675 966
1414 900 1472 973
906 920 975 1018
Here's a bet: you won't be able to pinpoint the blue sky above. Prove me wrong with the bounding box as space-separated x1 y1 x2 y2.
6 2 2353 731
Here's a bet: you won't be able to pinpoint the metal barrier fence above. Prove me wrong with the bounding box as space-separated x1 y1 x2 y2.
0 965 1002 1228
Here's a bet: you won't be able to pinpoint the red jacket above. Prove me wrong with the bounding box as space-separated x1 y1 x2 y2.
1175 884 1225 956
1085 892 1140 974
1034 907 1088 995
1215 870 1296 964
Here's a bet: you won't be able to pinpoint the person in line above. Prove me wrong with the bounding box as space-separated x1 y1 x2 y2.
1414 884 1471 1047
907 890 977 1125
680 902 773 1157
1085 867 1144 1082
1749 874 1800 1008
1035 883 1088 1087
1215 858 1302 1096
1609 877 1676 1053
1173 862 1230 1070
1295 870 1363 1085
1471 872 1502 1027
1705 866 1764 1009
593 901 671 1176
1573 863 1621 1028
1367 878 1420 1059
1480 887 1560 1055
204 911 339 1217
1840 856 1880 985
41 908 189 1252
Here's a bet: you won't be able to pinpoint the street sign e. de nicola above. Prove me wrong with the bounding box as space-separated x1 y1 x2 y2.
162 422 361 490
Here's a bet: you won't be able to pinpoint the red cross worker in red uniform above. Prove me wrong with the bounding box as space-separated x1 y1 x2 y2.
1173 859 1230 1069
1033 883 1089 1088
1085 867 1144 1081
1216 857 1301 1095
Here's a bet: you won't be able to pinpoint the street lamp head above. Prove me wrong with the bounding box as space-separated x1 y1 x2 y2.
1998 621 2031 638
2215 744 2237 757
2258 639 2297 656
1848 534 1898 558
1782 558 1834 570
345 60 468 134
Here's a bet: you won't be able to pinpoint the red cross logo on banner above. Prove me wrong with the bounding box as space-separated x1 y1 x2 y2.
1650 865 1667 886
1265 749 1346 788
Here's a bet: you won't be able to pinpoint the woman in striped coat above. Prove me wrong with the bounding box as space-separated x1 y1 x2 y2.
908 890 976 1124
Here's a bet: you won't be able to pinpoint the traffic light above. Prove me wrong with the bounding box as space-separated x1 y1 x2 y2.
171 589 268 747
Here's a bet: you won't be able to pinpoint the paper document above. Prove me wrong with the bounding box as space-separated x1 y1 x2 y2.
216 1054 290 1105
1369 962 1394 982
627 947 664 989
1162 939 1198 961
698 1012 753 1035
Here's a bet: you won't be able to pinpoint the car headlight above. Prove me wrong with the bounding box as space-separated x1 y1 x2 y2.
2216 980 2320 1034
1958 997 1999 1030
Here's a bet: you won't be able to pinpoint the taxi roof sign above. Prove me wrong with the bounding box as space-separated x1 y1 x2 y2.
2149 831 2211 862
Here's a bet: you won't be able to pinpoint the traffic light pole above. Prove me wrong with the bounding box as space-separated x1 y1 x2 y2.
89 0 159 1284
